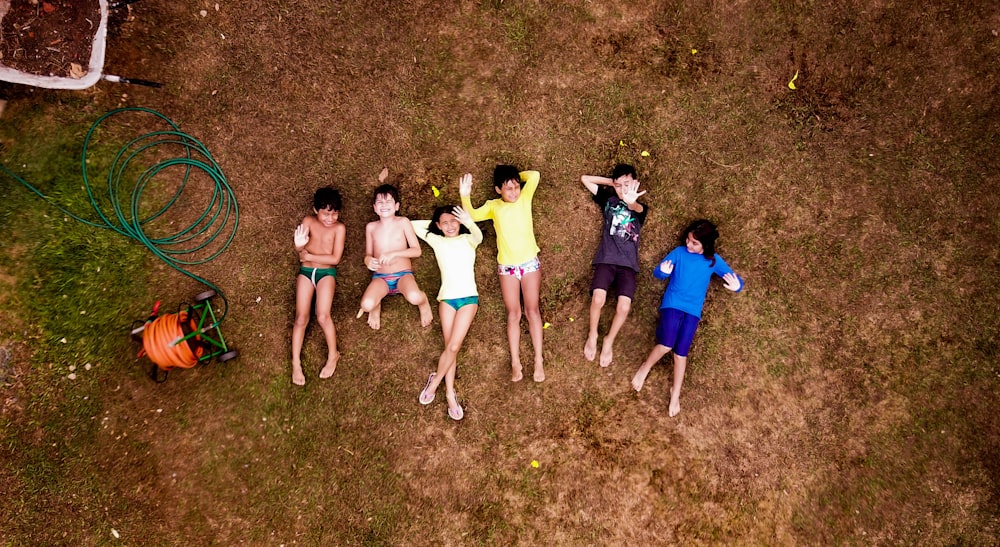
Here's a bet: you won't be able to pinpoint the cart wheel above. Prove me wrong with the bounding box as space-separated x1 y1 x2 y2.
219 350 239 362
194 290 217 303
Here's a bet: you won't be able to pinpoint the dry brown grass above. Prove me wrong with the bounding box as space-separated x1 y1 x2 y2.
1 0 998 544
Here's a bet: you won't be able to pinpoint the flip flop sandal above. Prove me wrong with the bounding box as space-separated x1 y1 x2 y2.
448 403 464 421
419 373 436 405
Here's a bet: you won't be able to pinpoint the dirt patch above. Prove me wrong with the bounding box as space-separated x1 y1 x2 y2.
0 0 99 77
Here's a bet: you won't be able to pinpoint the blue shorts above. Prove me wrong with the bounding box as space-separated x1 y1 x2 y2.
442 296 479 310
655 308 699 357
373 270 413 295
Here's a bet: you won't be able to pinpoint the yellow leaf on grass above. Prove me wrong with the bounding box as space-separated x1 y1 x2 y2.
431 185 440 197
788 70 799 90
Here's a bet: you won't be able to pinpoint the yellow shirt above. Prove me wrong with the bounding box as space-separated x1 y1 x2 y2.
462 170 540 265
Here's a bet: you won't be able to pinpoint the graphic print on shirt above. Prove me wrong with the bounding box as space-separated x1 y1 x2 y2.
607 201 640 242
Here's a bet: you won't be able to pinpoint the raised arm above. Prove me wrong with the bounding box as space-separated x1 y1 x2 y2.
410 219 432 243
452 206 483 246
459 173 492 222
580 174 612 195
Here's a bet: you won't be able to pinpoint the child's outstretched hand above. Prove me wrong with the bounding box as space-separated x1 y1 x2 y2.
722 272 742 292
659 259 674 275
458 173 473 197
452 205 472 225
365 256 381 271
621 179 646 205
294 224 309 250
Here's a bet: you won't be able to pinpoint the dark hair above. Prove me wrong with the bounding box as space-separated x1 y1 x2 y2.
493 164 522 190
372 184 400 204
611 163 637 180
314 187 342 211
426 205 471 236
681 219 719 267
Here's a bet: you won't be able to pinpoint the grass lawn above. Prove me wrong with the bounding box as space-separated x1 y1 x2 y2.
1 0 997 543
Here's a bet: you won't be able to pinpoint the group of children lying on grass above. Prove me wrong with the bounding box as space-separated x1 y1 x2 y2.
291 164 743 420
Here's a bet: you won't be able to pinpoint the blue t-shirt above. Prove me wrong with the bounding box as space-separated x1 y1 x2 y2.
654 246 743 318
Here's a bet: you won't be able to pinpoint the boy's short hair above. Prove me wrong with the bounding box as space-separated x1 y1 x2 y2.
493 164 523 190
314 187 343 211
611 163 637 180
373 183 400 204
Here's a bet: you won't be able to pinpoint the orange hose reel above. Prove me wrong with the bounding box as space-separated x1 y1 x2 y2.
139 309 204 370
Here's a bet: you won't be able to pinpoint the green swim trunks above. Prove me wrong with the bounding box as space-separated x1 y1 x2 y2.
299 266 337 287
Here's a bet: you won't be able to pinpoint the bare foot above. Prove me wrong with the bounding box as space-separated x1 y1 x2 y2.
668 396 681 417
599 342 613 368
319 351 339 379
533 357 545 382
631 367 650 392
419 301 433 327
378 166 389 183
358 305 381 330
510 362 523 382
292 362 305 386
583 334 597 361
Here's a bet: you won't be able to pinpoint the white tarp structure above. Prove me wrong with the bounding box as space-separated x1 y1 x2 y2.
0 0 108 89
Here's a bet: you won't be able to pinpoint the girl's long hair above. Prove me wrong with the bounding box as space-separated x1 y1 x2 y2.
681 219 719 267
426 205 471 236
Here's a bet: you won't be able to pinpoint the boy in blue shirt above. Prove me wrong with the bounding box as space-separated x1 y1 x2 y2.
631 220 743 417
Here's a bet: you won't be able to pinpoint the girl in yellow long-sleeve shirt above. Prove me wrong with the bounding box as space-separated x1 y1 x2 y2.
460 165 545 382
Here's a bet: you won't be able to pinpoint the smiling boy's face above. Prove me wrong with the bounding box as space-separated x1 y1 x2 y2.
373 193 399 218
315 206 339 227
495 179 521 203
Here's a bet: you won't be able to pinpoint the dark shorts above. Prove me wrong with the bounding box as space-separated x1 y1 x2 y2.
655 308 700 357
590 263 638 300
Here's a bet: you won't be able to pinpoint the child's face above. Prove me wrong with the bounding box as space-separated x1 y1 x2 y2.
373 194 399 218
495 179 521 203
436 212 461 237
612 174 635 198
315 206 340 227
685 232 704 254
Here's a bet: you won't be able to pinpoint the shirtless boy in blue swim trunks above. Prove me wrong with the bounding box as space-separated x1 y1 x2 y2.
291 186 346 386
357 171 433 330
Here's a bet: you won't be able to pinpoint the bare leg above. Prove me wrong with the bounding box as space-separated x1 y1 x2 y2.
358 279 389 330
499 274 523 382
599 296 632 368
668 354 688 417
521 270 545 382
314 276 340 379
422 303 477 406
291 275 315 386
397 275 433 328
631 344 671 392
584 289 606 361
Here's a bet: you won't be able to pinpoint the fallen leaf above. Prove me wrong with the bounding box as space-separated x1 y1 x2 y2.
641 150 650 157
788 70 799 90
431 185 440 197
69 63 87 80
42 2 56 14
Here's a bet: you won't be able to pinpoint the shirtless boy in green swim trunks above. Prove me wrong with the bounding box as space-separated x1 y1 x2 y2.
357 171 433 330
291 186 346 386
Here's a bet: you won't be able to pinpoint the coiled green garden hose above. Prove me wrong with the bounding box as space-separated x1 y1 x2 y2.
0 106 238 320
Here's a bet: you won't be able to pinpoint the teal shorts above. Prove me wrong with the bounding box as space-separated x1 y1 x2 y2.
442 295 478 311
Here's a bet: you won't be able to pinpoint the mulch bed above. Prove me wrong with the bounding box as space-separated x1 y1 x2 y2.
0 0 100 78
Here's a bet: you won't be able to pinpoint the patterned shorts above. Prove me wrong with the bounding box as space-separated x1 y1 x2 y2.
497 256 541 280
